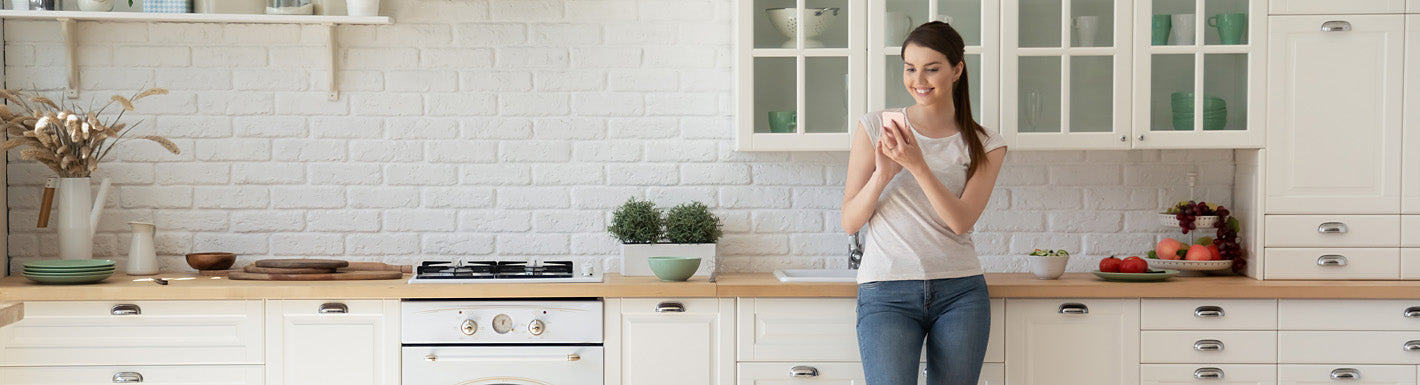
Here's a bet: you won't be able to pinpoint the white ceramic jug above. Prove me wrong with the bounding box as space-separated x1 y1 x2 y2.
55 178 111 260
126 222 158 275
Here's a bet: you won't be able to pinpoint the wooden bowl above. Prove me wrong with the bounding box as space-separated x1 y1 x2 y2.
186 252 236 271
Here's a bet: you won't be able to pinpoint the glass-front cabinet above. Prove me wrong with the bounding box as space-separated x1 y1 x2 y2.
1002 0 1134 150
1131 0 1265 148
737 0 866 151
869 0 1000 134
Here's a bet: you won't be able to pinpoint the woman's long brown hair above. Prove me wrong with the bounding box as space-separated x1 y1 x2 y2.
901 21 988 179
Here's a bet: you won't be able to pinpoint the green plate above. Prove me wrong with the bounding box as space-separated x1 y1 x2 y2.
23 272 112 284
1092 270 1179 282
25 259 116 269
23 269 115 277
24 266 117 273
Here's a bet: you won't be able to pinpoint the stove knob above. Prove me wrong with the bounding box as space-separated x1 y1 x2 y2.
529 319 545 336
460 319 478 335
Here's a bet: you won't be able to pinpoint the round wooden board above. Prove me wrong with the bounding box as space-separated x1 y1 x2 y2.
243 265 336 274
228 270 403 281
251 259 349 269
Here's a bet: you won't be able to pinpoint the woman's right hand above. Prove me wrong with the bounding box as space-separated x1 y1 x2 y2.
875 137 903 179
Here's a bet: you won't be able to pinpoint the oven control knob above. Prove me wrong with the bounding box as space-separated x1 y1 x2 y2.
460 319 478 335
492 314 513 334
529 319 545 336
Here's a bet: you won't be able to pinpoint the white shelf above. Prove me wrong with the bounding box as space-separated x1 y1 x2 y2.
0 10 392 24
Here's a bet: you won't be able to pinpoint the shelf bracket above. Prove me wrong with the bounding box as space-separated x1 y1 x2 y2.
325 22 339 101
59 18 78 99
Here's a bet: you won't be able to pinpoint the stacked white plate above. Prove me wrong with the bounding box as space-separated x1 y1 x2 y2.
23 259 116 284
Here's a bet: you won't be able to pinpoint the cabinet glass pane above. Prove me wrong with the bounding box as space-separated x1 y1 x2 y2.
1204 53 1246 131
966 53 982 122
1150 54 1195 132
1018 56 1061 133
1019 0 1062 48
938 0 983 46
805 57 851 133
1071 0 1115 47
884 55 916 109
754 57 797 134
1203 0 1249 45
1152 0 1197 46
1068 55 1112 132
754 0 797 49
807 0 850 49
885 0 928 47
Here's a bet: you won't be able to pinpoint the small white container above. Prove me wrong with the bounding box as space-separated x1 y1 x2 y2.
195 0 263 14
1028 254 1069 280
126 221 159 275
9 0 26 10
347 0 379 16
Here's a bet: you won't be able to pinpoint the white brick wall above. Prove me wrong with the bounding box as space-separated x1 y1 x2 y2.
3 0 1237 274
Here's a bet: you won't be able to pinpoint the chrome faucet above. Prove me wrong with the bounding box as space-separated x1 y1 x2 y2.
848 232 863 269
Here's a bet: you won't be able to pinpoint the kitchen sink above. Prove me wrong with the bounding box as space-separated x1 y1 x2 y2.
772 269 858 283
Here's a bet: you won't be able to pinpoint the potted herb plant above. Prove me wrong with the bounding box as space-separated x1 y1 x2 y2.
609 198 722 277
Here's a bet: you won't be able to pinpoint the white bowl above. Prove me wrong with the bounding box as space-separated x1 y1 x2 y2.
765 8 840 48
1146 258 1232 271
1158 213 1219 229
1027 254 1069 280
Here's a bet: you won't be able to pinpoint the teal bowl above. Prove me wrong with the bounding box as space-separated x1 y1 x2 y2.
648 256 701 282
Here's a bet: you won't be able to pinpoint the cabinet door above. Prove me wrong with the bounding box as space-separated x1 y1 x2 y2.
869 0 1000 135
738 362 865 384
737 0 866 151
1403 16 1420 213
1131 0 1266 148
0 365 264 384
609 298 734 385
1266 15 1403 214
1277 364 1415 385
1005 299 1140 385
1141 364 1277 385
265 300 399 385
1002 0 1133 149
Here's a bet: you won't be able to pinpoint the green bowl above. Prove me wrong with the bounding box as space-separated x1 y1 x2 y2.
648 256 701 282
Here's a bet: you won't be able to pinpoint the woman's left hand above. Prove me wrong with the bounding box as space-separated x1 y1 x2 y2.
880 119 926 173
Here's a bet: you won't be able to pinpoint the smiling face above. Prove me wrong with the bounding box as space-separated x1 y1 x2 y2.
901 43 963 108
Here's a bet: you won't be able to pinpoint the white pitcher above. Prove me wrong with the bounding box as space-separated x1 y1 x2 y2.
55 177 111 260
126 222 158 275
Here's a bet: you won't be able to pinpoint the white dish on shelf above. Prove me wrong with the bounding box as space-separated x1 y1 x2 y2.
1158 213 1218 229
1146 258 1232 271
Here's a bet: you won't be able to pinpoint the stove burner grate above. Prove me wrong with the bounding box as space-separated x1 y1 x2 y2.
414 260 575 280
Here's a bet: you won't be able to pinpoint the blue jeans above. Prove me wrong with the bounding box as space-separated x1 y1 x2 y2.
856 275 990 385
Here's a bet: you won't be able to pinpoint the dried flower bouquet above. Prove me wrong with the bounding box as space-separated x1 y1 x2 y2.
0 88 180 178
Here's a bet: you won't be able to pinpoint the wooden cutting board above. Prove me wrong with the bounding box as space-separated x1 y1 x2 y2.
252 259 349 269
228 270 403 281
243 265 337 274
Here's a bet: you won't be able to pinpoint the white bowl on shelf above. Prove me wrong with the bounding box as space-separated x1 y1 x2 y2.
765 7 840 48
1158 213 1218 229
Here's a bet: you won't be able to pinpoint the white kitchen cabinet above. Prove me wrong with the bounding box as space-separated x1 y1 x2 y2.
265 300 399 385
1277 365 1416 385
868 0 1000 134
1269 0 1407 15
1005 299 1140 385
1141 364 1277 385
1403 15 1420 213
736 361 1002 385
0 365 265 385
736 298 1004 363
0 300 264 366
1265 14 1404 214
606 298 735 385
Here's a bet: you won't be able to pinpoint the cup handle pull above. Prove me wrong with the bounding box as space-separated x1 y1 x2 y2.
1322 21 1352 32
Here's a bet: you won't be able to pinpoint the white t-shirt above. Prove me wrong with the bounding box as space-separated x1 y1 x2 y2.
854 107 1007 284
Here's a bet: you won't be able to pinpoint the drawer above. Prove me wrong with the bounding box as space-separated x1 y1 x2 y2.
1279 364 1414 383
1279 300 1420 330
1265 215 1399 247
1402 216 1420 247
1263 248 1399 280
1140 331 1277 364
1140 299 1276 330
1279 331 1420 364
1141 364 1276 384
735 298 1004 363
736 362 1004 385
0 364 264 384
0 300 264 366
1270 0 1407 14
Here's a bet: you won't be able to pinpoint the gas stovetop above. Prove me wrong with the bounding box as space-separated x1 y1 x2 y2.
407 260 602 284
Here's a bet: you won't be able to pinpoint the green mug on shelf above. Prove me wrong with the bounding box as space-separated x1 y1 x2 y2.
767 111 796 133
1208 13 1247 45
1152 14 1172 45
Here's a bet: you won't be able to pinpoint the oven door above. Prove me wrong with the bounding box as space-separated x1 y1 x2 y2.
402 346 603 385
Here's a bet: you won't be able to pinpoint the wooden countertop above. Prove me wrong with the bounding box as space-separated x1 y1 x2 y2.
0 302 21 328
3 272 1420 300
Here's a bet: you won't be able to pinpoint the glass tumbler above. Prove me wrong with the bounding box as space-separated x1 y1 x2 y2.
266 0 311 14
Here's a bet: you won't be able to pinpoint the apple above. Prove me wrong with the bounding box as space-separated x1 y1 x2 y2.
1185 244 1212 261
1120 256 1148 274
1207 244 1221 261
1099 256 1121 273
1156 238 1186 260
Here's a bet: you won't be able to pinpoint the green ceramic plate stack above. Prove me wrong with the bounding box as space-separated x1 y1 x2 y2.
23 259 116 284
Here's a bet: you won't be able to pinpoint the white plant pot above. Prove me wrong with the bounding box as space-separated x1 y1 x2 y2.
78 0 113 12
346 0 379 16
622 243 715 277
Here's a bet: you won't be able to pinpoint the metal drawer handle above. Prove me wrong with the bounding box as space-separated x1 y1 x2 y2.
318 303 348 314
1330 368 1360 380
1193 339 1224 351
1405 306 1420 318
1317 255 1349 267
424 353 580 362
1058 303 1089 315
1317 222 1349 233
1194 306 1225 318
790 366 819 377
111 304 141 316
1321 21 1353 32
1193 367 1224 380
1405 340 1420 351
112 372 144 383
655 302 685 313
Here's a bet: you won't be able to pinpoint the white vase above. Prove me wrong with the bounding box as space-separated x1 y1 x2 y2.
55 177 110 260
126 222 158 275
347 0 379 16
78 0 113 12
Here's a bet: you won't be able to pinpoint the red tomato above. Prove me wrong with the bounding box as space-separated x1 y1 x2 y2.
1120 256 1149 274
1098 256 1122 273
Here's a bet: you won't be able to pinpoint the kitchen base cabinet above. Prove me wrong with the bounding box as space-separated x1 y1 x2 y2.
606 298 735 385
1277 364 1416 385
1005 299 1141 385
0 365 264 384
265 300 399 385
0 300 264 366
1141 364 1276 385
736 362 1002 385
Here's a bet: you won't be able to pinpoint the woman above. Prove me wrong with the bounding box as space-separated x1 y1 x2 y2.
840 21 1008 385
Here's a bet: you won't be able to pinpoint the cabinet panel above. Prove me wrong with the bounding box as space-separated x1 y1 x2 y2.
616 298 734 385
738 362 866 385
1402 248 1420 279
1405 16 1420 213
1141 364 1277 385
735 298 1004 363
1269 0 1406 15
0 300 264 366
1005 299 1140 385
1265 15 1404 214
1140 331 1277 364
266 300 398 385
1401 216 1420 247
1278 300 1420 330
1263 215 1400 248
0 365 264 384
1277 364 1415 384
1278 331 1420 364
1263 248 1400 280
1141 299 1277 331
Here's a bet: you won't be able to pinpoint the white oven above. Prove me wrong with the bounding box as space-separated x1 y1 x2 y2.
401 300 603 385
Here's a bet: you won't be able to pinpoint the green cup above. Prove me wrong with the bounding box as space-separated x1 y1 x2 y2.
767 111 796 133
1152 14 1172 45
1208 13 1246 45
